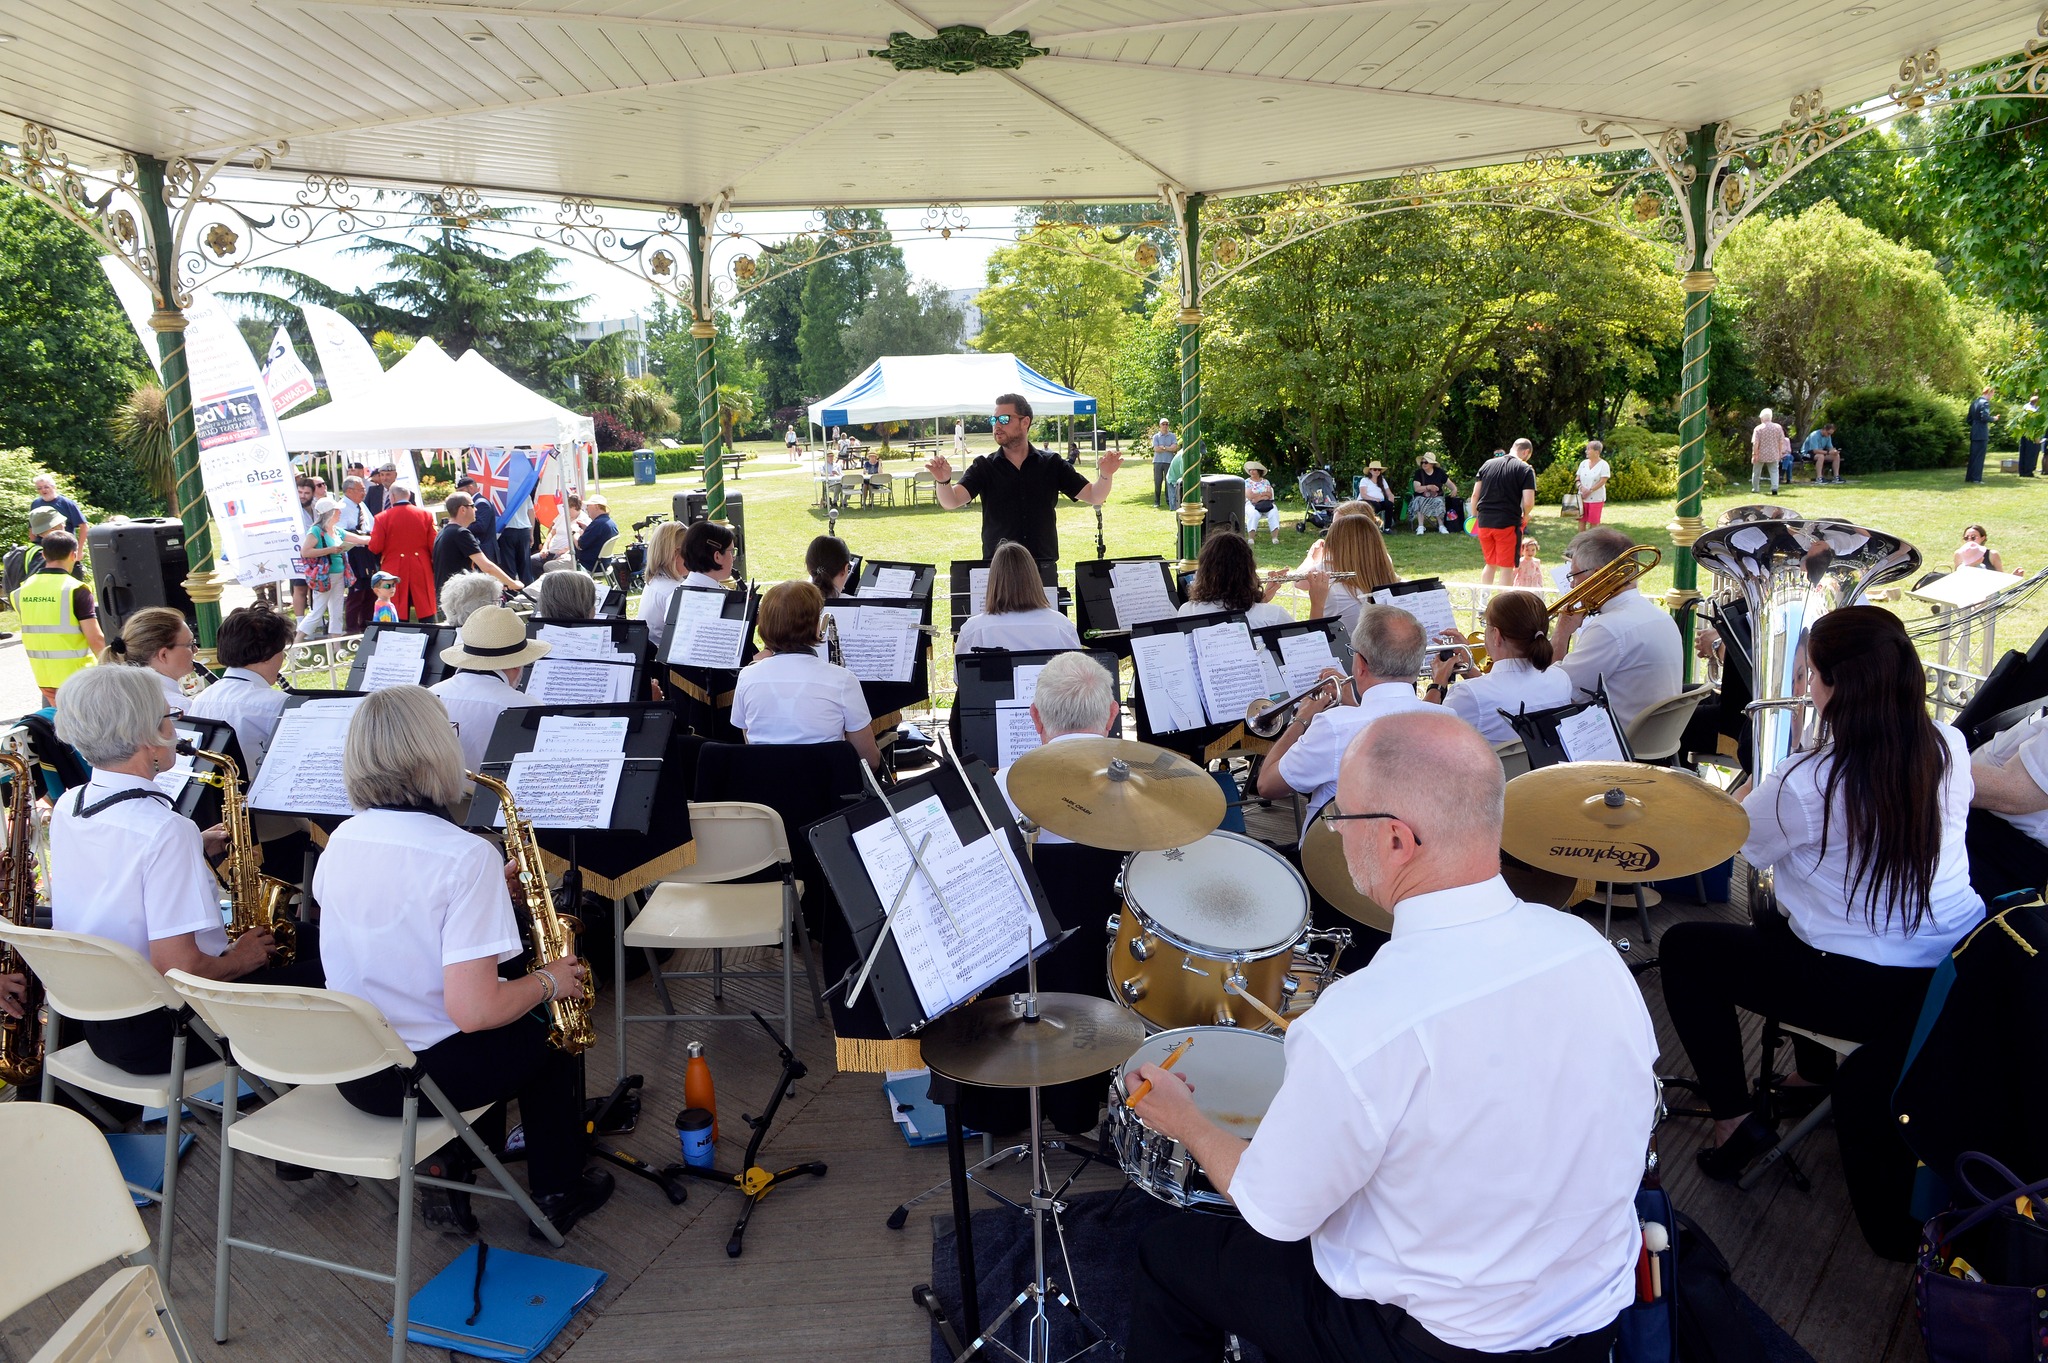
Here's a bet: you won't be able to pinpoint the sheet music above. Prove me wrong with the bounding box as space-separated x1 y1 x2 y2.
360 630 428 690
995 699 1040 769
1191 619 1275 726
968 567 990 618
1012 665 1045 704
1372 584 1459 640
667 587 748 669
533 714 629 757
247 699 363 816
537 625 627 661
1108 561 1177 628
872 567 917 598
824 604 921 683
492 752 624 830
524 656 634 705
1276 629 1342 697
1557 705 1627 763
1131 632 1205 734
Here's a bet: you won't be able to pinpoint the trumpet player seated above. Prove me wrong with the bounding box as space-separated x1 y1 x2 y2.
732 581 882 769
1256 605 1435 831
1123 712 1656 1363
1177 531 1293 630
431 606 548 776
1550 527 1682 731
954 541 1080 653
50 666 323 1076
1422 590 1574 746
1661 608 1985 1184
314 685 613 1238
997 651 1119 847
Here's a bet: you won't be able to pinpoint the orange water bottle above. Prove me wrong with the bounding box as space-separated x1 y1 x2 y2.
684 1040 717 1143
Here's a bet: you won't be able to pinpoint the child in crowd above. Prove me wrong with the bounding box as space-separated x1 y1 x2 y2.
1513 536 1546 589
370 571 402 625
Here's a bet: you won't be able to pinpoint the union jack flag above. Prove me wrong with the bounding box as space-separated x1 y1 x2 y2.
463 447 539 516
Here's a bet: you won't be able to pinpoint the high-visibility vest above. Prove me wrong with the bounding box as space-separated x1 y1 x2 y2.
16 570 93 690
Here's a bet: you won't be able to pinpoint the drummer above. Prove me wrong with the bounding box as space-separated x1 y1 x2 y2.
1125 710 1657 1363
996 651 1117 848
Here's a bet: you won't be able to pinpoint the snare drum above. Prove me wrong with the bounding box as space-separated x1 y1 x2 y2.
1107 831 1310 1031
1107 1025 1287 1210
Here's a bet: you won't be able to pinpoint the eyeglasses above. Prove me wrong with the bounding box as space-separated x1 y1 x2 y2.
1319 801 1423 845
993 414 1021 426
163 709 183 723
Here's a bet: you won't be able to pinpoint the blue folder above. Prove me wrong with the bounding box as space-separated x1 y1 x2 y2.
392 1244 605 1361
106 1131 195 1207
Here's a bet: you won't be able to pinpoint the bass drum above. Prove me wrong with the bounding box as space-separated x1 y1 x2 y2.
1107 1026 1287 1211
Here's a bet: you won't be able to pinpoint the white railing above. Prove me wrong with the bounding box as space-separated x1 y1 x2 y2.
280 634 363 691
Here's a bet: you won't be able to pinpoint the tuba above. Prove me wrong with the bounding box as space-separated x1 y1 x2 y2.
179 742 299 966
469 770 596 1054
0 748 43 1084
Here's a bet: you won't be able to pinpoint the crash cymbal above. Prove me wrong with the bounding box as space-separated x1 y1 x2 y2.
1006 737 1225 851
1299 816 1391 933
1500 853 1582 910
920 992 1149 1089
1502 762 1747 882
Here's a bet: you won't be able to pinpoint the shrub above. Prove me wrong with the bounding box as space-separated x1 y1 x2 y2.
0 448 105 548
591 409 644 453
1821 387 1969 472
593 446 704 480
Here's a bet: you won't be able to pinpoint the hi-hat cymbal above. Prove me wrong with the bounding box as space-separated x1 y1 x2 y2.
1502 762 1747 882
1299 816 1391 933
920 992 1149 1089
1006 737 1225 851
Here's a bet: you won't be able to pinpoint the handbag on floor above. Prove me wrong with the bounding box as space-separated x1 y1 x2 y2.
1917 1152 2048 1363
1615 1187 1765 1363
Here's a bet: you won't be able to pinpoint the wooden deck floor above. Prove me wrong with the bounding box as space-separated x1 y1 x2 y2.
2 894 1924 1363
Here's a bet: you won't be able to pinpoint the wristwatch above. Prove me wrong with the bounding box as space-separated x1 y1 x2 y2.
1425 683 1446 698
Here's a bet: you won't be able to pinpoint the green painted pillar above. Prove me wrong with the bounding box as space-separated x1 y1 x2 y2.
136 156 221 651
683 205 725 521
1175 192 1206 566
1666 126 1718 678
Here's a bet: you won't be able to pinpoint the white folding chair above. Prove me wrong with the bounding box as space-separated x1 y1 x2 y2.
1624 685 1714 765
0 925 229 1287
1493 739 1531 780
1 1102 196 1363
1739 1025 1861 1191
164 973 562 1363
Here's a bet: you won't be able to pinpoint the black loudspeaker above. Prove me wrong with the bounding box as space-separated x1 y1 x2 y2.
87 518 192 637
676 490 747 580
1199 474 1246 541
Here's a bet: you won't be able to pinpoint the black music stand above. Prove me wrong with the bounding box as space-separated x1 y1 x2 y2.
824 594 934 722
948 558 1069 637
1128 614 1246 763
164 717 235 827
662 583 758 741
519 616 651 704
1501 686 1634 770
345 623 458 690
951 647 1123 769
854 558 936 603
1251 613 1354 674
1070 556 1179 657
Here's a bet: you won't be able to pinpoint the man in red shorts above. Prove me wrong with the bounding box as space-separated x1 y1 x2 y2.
1472 439 1536 586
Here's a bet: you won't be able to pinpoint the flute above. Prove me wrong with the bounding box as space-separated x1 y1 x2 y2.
1263 570 1357 585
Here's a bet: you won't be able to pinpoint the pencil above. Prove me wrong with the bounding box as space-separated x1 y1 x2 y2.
1125 1036 1196 1108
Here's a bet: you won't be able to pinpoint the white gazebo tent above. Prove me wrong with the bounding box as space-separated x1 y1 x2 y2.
280 338 595 456
808 352 1098 449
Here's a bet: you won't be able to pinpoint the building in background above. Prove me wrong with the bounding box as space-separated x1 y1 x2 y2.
947 289 982 349
572 313 649 378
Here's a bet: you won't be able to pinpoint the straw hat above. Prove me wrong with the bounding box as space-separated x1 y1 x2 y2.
1243 460 1267 475
440 604 551 671
1366 460 1385 472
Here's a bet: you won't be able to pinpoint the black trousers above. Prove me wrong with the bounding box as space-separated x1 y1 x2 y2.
1660 913 1934 1120
1127 1212 1618 1363
82 928 326 1076
1967 432 1989 483
1153 462 1173 507
2020 437 2040 478
1965 808 2048 906
496 527 533 583
1831 1030 1924 1262
338 1012 583 1197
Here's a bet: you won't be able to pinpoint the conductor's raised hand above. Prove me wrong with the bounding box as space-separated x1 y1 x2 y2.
925 453 954 483
1096 448 1122 478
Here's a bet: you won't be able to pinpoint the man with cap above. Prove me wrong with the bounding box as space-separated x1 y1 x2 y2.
3 504 68 607
430 605 549 774
366 484 439 621
1243 461 1281 544
435 492 522 601
574 493 618 573
1152 417 1180 508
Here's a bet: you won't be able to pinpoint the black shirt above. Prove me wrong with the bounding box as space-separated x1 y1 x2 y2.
1472 455 1535 529
433 521 482 591
1411 464 1448 495
957 446 1090 561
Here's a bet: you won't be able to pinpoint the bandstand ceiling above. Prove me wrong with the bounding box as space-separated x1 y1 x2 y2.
1 0 2039 208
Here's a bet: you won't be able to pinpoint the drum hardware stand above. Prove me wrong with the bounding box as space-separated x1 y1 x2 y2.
887 1131 1122 1230
672 1010 828 1257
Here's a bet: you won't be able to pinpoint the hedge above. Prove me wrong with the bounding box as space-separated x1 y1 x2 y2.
1820 388 1969 473
593 446 704 480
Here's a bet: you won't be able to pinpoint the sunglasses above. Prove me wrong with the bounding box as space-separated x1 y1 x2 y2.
993 413 1023 426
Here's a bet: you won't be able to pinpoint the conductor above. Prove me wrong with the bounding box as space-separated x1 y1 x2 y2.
926 392 1120 562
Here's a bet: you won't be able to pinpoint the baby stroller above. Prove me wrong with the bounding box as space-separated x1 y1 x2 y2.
1297 466 1339 534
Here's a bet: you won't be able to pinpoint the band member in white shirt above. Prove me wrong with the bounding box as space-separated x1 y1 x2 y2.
1551 527 1683 731
184 604 295 770
731 581 881 768
1968 709 2048 903
1423 590 1575 746
997 651 1116 848
104 606 200 710
955 542 1080 654
1177 532 1293 630
1125 711 1655 1363
315 685 613 1238
430 606 548 775
635 521 691 655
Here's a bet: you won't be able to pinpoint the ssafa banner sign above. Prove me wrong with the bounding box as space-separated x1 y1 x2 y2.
262 328 318 414
99 262 302 585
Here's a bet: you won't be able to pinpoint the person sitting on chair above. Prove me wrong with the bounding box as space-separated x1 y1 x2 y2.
997 651 1117 848
49 667 322 1075
430 606 549 775
103 606 200 711
184 604 295 770
634 521 692 656
1243 462 1282 544
1967 709 2048 904
731 581 881 769
315 684 613 1238
955 542 1080 653
1178 531 1293 630
1123 710 1655 1363
1422 589 1574 746
532 567 598 621
806 535 853 600
1303 515 1399 638
437 571 502 630
1661 607 1985 1183
1551 526 1683 731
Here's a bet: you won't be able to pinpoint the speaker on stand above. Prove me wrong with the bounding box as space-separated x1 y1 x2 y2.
86 519 193 639
675 490 748 581
1198 474 1247 545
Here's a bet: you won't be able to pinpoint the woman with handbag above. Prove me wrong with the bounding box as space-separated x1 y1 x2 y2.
299 497 368 639
1242 461 1282 544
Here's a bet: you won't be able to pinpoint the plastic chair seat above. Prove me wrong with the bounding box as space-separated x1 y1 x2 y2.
44 1040 227 1110
223 1084 489 1180
627 881 789 950
27 1265 188 1363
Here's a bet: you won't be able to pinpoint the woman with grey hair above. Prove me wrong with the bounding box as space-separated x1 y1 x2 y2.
48 666 316 1074
438 570 502 629
533 567 598 620
313 685 613 1237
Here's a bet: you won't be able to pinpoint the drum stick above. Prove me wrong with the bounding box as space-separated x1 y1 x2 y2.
1124 1035 1195 1108
1224 979 1292 1032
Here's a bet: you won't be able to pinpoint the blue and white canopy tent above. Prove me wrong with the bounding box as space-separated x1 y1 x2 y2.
808 353 1097 447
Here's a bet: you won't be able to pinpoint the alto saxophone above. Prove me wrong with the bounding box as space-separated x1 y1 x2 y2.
178 742 299 966
0 750 44 1085
469 769 596 1055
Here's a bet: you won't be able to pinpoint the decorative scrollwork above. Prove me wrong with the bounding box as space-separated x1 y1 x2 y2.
870 25 1047 74
1890 47 1950 108
530 197 691 302
0 121 159 300
1993 8 2048 95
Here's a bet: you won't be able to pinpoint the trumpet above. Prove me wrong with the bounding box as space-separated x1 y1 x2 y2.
1245 674 1358 738
1454 545 1662 673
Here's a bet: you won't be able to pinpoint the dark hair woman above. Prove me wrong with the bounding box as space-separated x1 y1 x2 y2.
1422 589 1573 746
1661 605 1983 1183
1178 532 1292 629
806 535 853 599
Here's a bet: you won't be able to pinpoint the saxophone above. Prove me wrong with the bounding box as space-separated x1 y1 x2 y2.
0 750 44 1085
469 769 596 1054
178 742 299 966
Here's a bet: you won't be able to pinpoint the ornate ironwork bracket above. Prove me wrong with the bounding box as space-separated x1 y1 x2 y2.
871 26 1047 74
1 121 161 303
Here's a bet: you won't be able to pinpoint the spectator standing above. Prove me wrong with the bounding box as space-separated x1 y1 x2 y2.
298 498 368 639
1575 440 1611 524
954 418 967 461
29 474 88 540
1966 386 1995 484
1242 462 1282 544
574 493 618 572
434 492 520 598
365 485 438 621
1749 408 1789 494
454 476 500 562
1514 537 1546 589
364 464 397 516
1472 439 1536 584
1152 418 1181 509
14 530 102 704
2017 395 2043 479
497 484 535 583
289 475 317 618
784 424 800 459
338 475 379 632
1803 423 1841 484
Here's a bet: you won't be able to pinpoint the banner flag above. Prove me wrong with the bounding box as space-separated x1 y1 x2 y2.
465 447 542 518
263 327 318 414
300 302 385 403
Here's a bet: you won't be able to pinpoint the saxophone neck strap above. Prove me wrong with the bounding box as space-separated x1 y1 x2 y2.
71 786 173 818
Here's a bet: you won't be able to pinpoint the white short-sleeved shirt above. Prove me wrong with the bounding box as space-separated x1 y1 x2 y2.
1744 724 1983 966
184 667 289 770
1575 458 1611 504
1274 680 1437 828
152 668 189 710
315 809 523 1052
637 575 681 654
1322 579 1368 637
431 670 544 774
51 771 228 960
1230 878 1656 1351
954 607 1081 654
998 730 1097 847
732 651 872 746
1982 713 2048 846
1441 657 1577 746
1177 599 1295 631
1555 587 1684 730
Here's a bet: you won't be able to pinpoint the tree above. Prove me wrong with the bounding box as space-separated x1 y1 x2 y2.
738 249 806 415
1754 120 1946 255
841 267 966 372
1108 301 1181 438
619 378 680 436
0 187 159 512
975 231 1144 394
108 382 177 516
1718 201 1976 437
1909 89 2048 319
789 210 901 399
